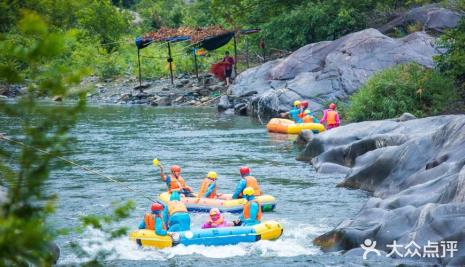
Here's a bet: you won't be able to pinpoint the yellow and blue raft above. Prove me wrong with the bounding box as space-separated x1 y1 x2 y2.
129 220 283 248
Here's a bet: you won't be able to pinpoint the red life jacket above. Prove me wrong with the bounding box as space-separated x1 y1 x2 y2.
198 178 217 198
243 199 262 220
144 213 166 231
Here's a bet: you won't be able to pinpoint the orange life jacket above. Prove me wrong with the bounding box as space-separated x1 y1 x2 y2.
169 175 187 193
327 110 338 125
144 213 166 231
243 199 262 221
239 176 262 197
198 178 217 198
303 115 314 123
208 214 224 226
168 201 188 215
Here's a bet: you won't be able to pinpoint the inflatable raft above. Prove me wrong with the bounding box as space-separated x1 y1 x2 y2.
130 220 283 248
267 118 325 134
159 192 276 213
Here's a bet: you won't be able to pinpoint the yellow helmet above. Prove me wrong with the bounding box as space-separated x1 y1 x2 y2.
152 158 159 166
243 187 254 196
293 100 301 107
207 171 217 179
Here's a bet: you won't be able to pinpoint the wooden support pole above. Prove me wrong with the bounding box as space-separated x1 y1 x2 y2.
193 49 199 81
245 36 249 68
233 33 238 77
137 48 142 87
168 42 174 85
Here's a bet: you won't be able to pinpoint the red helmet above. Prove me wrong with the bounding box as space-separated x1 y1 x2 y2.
151 203 163 212
239 166 250 176
170 165 181 173
301 101 309 109
329 103 336 110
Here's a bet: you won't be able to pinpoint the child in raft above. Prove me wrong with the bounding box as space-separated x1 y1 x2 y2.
201 208 233 229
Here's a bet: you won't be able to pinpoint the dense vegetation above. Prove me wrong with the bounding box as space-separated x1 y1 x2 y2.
1 0 454 82
346 63 458 121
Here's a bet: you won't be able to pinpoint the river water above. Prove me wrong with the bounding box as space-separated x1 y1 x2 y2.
2 104 392 266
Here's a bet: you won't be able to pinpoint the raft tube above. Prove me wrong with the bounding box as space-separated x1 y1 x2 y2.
267 118 325 134
159 192 276 213
129 220 283 248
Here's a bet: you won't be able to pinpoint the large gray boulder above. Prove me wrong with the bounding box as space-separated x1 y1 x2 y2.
228 28 438 118
379 4 464 34
297 114 465 265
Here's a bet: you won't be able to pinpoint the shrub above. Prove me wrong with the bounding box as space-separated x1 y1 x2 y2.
347 63 458 121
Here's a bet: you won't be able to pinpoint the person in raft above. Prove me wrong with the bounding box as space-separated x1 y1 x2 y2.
198 171 218 198
201 208 233 229
163 191 191 232
232 166 262 199
160 164 195 197
138 203 168 236
233 187 262 226
222 51 235 87
320 103 340 129
302 109 320 123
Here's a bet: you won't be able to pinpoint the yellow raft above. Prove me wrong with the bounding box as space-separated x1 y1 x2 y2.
159 192 277 213
266 118 325 134
129 220 283 248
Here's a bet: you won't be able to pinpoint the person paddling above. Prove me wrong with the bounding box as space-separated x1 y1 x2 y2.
233 187 262 226
159 164 195 197
198 171 218 198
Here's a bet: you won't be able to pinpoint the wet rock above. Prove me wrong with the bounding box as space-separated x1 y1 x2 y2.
198 88 210 96
154 96 170 106
299 114 465 266
295 130 314 146
230 28 440 118
218 95 232 112
200 96 209 103
119 93 131 102
161 87 170 91
52 95 63 102
234 103 248 116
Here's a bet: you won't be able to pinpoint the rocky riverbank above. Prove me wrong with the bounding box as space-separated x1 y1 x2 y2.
1 73 228 107
220 5 463 118
297 114 465 265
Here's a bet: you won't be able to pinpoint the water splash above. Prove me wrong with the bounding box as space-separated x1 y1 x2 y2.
58 221 326 264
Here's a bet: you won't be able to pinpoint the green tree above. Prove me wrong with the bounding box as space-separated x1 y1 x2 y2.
77 0 130 51
347 63 458 121
0 11 87 265
435 18 465 94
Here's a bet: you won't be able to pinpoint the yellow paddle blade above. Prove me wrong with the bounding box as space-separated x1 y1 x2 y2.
152 158 159 167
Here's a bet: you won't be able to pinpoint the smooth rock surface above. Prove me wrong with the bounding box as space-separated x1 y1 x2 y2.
298 115 465 265
379 4 464 34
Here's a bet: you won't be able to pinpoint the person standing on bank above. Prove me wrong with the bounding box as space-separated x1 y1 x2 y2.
222 51 235 87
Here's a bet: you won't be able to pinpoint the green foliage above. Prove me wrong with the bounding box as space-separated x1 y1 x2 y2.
435 17 465 92
347 63 458 121
77 0 130 51
0 11 87 266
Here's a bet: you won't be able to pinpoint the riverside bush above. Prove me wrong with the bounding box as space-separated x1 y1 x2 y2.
347 63 458 121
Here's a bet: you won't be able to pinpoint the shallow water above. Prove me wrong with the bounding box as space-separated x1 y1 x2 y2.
1 104 393 266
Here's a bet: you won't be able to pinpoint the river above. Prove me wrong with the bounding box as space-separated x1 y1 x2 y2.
2 104 392 266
